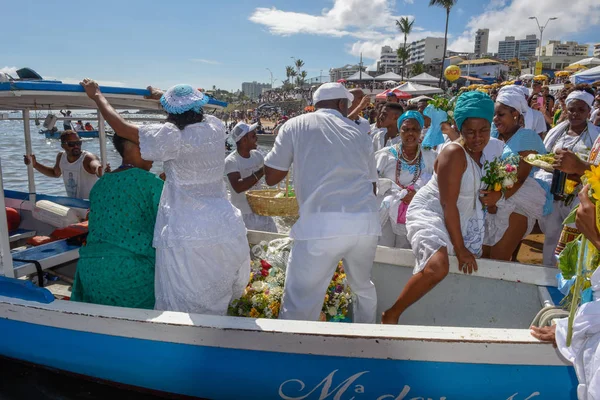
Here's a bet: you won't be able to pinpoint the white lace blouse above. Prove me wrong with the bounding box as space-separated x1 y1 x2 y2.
139 116 247 248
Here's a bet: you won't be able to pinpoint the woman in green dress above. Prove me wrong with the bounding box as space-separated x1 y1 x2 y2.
71 134 164 309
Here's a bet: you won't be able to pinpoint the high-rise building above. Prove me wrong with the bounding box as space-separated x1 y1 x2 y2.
329 64 366 82
497 35 539 61
594 43 600 58
241 81 271 100
474 29 489 56
536 40 590 57
377 46 401 73
406 37 446 66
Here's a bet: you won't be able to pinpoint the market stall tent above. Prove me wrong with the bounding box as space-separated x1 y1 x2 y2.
346 71 374 81
572 65 600 85
392 82 443 95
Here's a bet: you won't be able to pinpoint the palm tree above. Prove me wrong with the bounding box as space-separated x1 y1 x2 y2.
395 17 415 80
411 62 425 77
397 47 410 78
285 66 295 84
294 59 305 75
429 0 457 87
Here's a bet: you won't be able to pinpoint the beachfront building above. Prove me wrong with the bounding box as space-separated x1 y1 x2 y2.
497 35 539 61
474 29 490 57
595 43 600 58
406 37 446 66
535 55 593 71
241 81 271 100
458 58 509 82
329 64 366 82
536 40 589 57
376 46 402 74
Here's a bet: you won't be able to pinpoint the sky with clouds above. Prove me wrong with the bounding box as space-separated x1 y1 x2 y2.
2 0 599 92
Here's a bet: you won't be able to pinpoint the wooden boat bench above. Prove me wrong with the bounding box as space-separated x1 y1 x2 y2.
11 240 80 283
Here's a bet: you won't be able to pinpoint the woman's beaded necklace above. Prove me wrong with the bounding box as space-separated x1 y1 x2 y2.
395 144 422 188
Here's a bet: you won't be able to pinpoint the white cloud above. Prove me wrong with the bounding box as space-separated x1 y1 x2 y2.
0 66 18 76
404 0 414 4
249 0 405 39
191 58 221 65
449 0 600 54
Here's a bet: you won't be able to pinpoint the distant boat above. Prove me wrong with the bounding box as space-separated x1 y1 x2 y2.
40 130 111 139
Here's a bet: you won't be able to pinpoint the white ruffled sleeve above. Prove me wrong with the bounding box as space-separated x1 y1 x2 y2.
138 123 182 162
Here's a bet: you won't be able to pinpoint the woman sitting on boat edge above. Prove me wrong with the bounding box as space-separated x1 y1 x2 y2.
381 91 495 324
375 110 435 249
71 134 164 309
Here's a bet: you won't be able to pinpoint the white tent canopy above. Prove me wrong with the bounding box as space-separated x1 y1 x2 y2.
392 82 443 95
374 72 403 82
408 73 439 84
346 71 374 81
572 65 600 85
569 57 600 67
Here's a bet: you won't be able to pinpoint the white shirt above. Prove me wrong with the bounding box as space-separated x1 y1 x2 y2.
544 120 600 158
265 109 380 240
355 116 371 135
524 108 547 134
139 117 247 248
371 128 400 152
224 150 264 214
591 108 599 122
59 150 98 199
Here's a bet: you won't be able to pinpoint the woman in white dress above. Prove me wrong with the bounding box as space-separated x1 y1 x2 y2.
537 87 600 266
480 86 550 260
81 79 250 315
381 91 495 324
375 111 435 248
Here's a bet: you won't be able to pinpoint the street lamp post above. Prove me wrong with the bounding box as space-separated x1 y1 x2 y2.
529 16 558 64
266 68 274 88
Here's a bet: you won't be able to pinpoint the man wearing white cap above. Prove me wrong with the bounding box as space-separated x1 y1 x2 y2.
225 122 278 233
264 82 381 323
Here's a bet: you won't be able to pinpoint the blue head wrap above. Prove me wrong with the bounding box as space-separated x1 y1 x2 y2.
160 84 209 114
453 91 494 131
421 104 449 148
397 110 425 130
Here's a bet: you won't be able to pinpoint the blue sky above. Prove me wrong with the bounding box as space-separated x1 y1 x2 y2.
2 0 598 92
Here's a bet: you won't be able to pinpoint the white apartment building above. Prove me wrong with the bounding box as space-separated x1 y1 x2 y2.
498 35 538 61
406 37 446 66
377 46 402 74
593 43 600 58
241 81 271 100
536 40 589 57
329 64 366 82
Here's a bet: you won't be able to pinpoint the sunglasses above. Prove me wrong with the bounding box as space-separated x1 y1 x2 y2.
65 141 82 147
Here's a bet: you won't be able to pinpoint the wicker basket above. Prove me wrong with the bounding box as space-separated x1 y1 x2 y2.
246 189 299 217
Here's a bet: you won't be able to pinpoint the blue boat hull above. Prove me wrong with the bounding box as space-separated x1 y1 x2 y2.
0 314 577 399
42 130 100 139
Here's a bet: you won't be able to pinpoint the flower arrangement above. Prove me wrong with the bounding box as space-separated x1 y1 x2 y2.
427 95 455 124
228 240 353 321
560 165 600 346
481 156 519 192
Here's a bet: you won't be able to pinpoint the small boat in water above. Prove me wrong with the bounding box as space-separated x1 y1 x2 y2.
40 130 104 139
0 77 579 399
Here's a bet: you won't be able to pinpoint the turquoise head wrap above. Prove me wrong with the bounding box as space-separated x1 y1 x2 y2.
397 110 425 130
453 91 494 131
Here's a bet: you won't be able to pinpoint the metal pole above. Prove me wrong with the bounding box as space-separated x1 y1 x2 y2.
98 112 107 172
537 26 543 63
0 157 15 278
23 109 36 204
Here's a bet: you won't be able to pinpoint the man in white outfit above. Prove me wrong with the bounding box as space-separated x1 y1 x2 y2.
264 83 381 323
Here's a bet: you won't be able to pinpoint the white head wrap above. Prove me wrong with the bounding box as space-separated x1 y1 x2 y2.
496 87 529 115
566 90 594 109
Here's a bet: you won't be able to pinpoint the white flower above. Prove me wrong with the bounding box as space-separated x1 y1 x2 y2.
502 177 514 189
251 281 268 292
447 110 454 118
327 306 338 316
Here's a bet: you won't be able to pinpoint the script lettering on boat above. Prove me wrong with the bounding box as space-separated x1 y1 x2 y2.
278 369 369 400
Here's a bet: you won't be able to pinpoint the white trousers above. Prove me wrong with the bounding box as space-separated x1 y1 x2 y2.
539 199 579 266
378 220 411 249
279 235 378 323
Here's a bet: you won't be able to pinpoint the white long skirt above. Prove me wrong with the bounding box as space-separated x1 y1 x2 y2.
484 177 546 247
154 235 251 315
242 213 278 233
